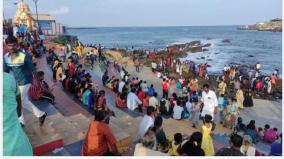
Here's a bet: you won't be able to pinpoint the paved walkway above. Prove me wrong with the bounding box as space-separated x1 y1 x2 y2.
124 62 282 131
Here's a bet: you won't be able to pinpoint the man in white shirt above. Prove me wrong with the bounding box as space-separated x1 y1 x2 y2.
127 88 142 111
173 100 184 120
223 65 227 72
201 84 218 120
274 68 279 77
151 62 157 72
120 69 125 79
185 100 192 113
118 80 126 93
255 62 261 71
149 92 159 111
138 106 156 138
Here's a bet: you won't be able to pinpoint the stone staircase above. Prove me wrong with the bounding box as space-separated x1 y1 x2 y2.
23 101 133 156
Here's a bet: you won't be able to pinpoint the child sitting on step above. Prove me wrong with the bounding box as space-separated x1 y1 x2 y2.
168 133 183 156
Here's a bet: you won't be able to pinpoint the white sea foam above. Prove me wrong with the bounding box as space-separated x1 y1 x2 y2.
178 38 231 74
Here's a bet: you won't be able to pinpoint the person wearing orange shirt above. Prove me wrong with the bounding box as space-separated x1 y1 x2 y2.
82 110 119 156
162 79 169 99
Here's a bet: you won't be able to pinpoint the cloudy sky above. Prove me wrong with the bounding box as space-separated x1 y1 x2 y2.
3 0 282 27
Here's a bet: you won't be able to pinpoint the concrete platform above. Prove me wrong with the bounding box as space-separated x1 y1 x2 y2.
26 46 279 156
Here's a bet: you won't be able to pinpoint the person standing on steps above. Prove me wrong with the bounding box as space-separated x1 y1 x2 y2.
200 84 218 121
134 58 140 73
98 44 102 62
3 35 47 127
162 79 169 99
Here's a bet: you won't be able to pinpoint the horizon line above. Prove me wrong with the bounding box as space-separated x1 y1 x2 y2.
66 24 243 28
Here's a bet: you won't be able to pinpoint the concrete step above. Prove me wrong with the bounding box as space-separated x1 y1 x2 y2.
64 114 133 154
43 148 71 156
110 116 142 141
108 120 133 153
23 110 64 148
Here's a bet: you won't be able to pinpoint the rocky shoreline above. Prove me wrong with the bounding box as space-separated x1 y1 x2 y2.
51 36 282 101
237 19 282 32
101 41 282 100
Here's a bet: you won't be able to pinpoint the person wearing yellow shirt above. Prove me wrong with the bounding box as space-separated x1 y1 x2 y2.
218 79 227 96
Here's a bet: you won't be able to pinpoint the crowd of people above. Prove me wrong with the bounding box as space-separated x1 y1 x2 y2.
2 28 282 156
89 44 282 156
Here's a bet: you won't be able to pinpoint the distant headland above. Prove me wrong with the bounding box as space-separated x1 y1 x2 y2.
237 18 282 32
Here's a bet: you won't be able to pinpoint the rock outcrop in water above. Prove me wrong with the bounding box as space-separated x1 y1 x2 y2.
167 41 211 53
103 40 213 68
222 39 231 43
203 43 211 47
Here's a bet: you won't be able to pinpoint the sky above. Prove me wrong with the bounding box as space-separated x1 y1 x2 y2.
3 0 282 27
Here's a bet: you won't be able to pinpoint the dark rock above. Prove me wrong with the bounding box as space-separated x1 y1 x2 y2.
203 48 209 52
188 41 201 46
189 46 203 53
203 43 211 47
248 55 254 57
222 39 231 43
206 59 213 61
201 57 206 59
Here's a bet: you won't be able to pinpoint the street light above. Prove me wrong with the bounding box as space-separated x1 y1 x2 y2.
33 0 39 28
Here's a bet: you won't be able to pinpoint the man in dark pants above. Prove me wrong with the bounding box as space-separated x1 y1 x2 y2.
134 58 140 72
162 79 169 99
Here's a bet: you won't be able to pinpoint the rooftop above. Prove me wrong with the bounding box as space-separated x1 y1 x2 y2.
32 14 55 21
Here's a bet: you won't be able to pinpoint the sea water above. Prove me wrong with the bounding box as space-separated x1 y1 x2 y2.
67 26 282 75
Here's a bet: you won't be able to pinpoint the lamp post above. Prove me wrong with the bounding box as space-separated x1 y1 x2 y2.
33 0 39 28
